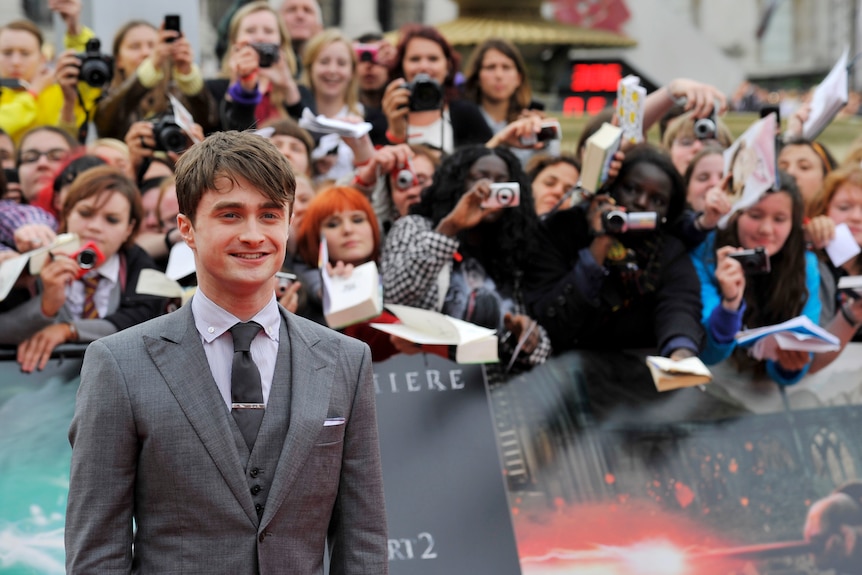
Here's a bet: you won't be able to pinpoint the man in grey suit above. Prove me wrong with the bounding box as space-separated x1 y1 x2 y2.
65 131 388 574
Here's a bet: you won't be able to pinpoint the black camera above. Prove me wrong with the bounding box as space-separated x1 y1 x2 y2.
402 73 444 112
251 43 280 68
76 39 114 88
602 210 657 234
728 247 770 275
150 114 188 153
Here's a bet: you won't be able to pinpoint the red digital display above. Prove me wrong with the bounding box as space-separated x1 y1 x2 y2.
570 63 623 93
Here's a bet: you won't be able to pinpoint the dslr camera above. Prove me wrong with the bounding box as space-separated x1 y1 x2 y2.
402 73 444 112
73 241 105 279
693 104 718 140
150 114 188 153
76 38 114 88
481 182 520 209
602 210 657 234
728 247 770 275
251 43 280 68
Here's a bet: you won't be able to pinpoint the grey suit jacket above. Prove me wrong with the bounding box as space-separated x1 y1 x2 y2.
65 303 388 575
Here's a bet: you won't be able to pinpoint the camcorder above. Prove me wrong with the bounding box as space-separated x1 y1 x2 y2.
402 73 444 112
354 43 379 64
73 241 105 279
76 38 114 88
150 114 189 153
481 182 521 209
602 210 657 234
728 247 770 275
251 43 280 68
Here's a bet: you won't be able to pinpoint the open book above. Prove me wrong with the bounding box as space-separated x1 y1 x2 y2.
0 233 80 301
616 75 646 145
802 47 849 140
646 355 712 392
320 237 383 329
736 315 840 360
580 122 622 194
370 304 499 364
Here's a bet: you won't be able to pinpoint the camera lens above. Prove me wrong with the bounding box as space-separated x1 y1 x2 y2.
395 169 414 190
358 50 374 63
81 60 112 87
159 126 187 153
693 118 717 140
494 187 515 206
602 210 627 234
76 248 97 269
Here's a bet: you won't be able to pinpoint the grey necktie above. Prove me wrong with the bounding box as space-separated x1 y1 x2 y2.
229 321 264 450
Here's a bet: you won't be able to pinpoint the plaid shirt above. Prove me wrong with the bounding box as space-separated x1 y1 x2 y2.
382 214 551 368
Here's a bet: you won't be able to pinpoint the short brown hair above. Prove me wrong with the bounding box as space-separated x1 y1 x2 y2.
61 166 143 249
174 131 296 223
463 38 531 123
1 19 43 48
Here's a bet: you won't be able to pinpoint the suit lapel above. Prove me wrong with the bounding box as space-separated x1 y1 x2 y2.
143 305 258 526
260 309 336 527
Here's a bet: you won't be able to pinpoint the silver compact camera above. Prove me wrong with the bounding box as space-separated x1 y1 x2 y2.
481 182 521 209
602 210 657 233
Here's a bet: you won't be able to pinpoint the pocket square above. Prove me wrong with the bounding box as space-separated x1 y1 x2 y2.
323 417 346 427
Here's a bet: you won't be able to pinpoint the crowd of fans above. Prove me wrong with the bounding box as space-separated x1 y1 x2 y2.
2 0 862 566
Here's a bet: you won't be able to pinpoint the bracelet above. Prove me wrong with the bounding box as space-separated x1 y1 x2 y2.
386 129 406 144
66 322 79 342
840 304 860 329
353 172 375 188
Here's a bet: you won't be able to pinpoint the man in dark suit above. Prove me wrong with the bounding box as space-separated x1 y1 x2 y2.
65 130 388 574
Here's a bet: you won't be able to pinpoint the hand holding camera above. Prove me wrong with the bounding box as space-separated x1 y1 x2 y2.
73 39 113 88
436 179 503 237
727 246 770 275
715 246 748 311
382 75 445 143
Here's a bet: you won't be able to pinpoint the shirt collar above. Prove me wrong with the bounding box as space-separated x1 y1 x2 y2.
191 288 281 344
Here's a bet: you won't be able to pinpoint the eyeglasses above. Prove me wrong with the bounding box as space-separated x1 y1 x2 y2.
19 148 69 165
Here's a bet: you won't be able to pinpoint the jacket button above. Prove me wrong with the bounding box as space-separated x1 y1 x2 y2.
259 532 266 543
556 295 566 306
251 485 262 495
255 503 263 513
546 307 557 318
250 468 260 478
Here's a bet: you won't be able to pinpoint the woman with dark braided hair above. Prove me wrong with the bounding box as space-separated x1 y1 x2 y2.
381 144 551 371
522 144 704 421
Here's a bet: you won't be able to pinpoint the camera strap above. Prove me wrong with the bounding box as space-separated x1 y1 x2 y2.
75 86 104 145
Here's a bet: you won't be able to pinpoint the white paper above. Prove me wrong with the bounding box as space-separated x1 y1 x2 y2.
646 355 712 377
299 108 372 139
825 222 861 267
168 94 201 144
0 254 30 301
165 241 195 280
136 268 184 298
27 233 80 275
737 315 840 348
802 47 849 140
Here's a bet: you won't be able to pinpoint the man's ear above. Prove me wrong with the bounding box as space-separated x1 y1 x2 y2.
176 213 195 249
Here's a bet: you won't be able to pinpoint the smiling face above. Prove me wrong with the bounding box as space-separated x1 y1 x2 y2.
177 177 289 310
478 48 521 104
402 37 448 85
310 40 353 102
65 191 135 263
736 191 793 256
321 209 375 266
686 152 724 212
827 182 862 247
532 161 579 216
